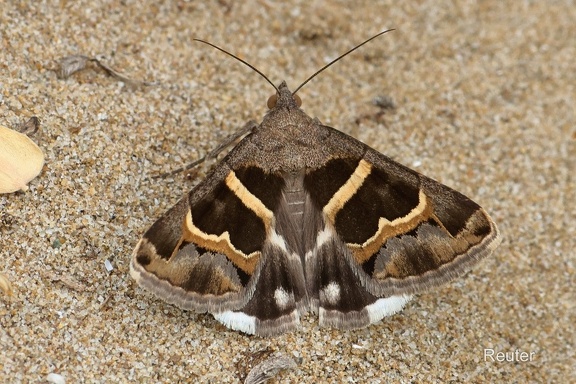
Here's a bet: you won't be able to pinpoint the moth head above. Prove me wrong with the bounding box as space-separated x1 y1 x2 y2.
267 87 302 110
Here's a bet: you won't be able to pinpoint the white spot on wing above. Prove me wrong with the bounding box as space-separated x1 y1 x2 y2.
274 287 291 309
366 295 412 324
305 226 334 261
270 231 288 252
321 282 341 305
316 227 333 249
214 311 257 335
289 252 300 262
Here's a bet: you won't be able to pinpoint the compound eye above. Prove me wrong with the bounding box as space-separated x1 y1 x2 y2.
294 93 302 107
267 94 277 109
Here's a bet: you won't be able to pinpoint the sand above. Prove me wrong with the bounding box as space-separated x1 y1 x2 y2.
1 1 574 382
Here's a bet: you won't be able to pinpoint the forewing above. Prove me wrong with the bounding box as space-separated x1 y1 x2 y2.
303 126 500 328
131 163 307 335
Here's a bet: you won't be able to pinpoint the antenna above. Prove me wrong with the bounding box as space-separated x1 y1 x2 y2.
161 31 395 178
195 29 394 96
193 39 279 93
292 29 395 95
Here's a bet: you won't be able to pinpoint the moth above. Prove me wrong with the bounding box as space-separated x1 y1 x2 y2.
131 31 501 336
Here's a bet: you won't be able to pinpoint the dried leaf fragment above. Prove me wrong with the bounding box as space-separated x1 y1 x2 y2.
237 348 297 384
0 123 45 193
17 116 40 135
58 54 154 87
245 354 297 384
44 272 88 292
58 55 90 78
0 273 13 297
